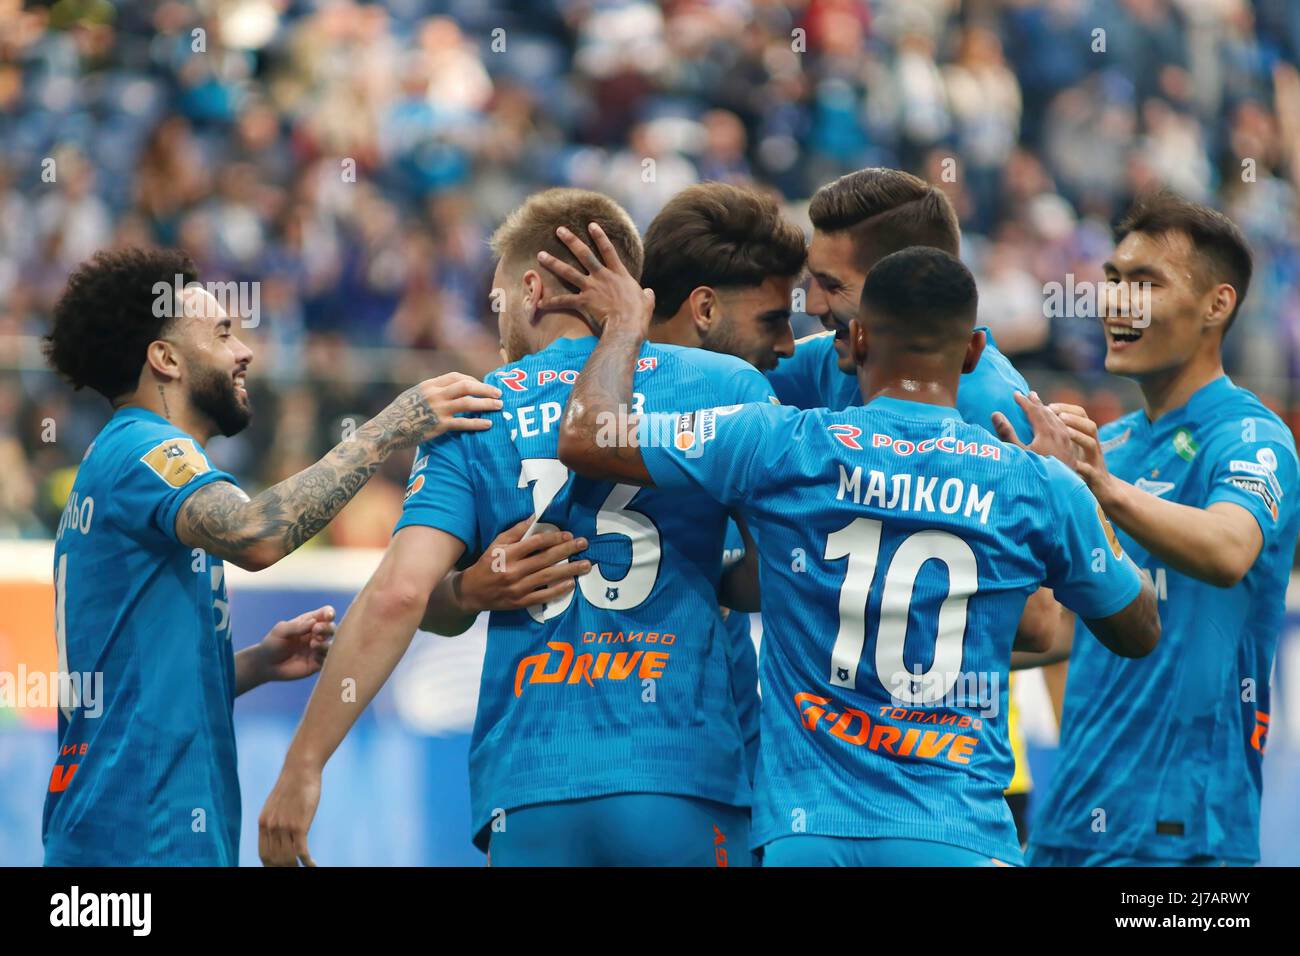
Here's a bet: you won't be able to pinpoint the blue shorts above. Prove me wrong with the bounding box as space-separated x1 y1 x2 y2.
487 792 751 867
762 834 1017 867
1026 843 1255 867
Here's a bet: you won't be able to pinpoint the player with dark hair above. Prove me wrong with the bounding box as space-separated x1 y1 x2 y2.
42 247 501 865
413 183 807 799
258 189 779 866
768 166 1056 839
554 232 1160 866
641 181 807 372
1028 191 1300 867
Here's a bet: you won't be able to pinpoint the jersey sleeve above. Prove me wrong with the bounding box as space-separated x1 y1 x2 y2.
766 332 833 409
393 431 479 553
1201 420 1300 548
642 403 782 508
1040 458 1144 620
115 432 238 544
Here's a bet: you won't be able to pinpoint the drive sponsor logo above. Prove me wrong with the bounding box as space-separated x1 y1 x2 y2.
795 692 981 765
514 637 673 697
1250 711 1270 752
636 357 658 371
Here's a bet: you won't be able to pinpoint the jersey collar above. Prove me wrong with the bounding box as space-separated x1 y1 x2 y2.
865 394 961 421
111 405 171 427
1146 374 1234 430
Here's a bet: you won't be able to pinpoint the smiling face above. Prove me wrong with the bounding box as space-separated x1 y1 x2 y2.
1100 229 1234 380
174 287 254 436
806 229 867 373
700 275 798 372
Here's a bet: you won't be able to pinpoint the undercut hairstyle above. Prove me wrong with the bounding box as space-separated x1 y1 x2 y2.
641 182 807 320
1115 190 1253 330
44 247 197 401
490 188 644 288
860 246 978 351
809 168 960 271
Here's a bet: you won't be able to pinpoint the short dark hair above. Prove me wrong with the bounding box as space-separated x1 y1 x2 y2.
1114 190 1253 329
860 246 977 350
642 182 807 320
490 187 643 286
44 247 197 401
809 168 960 271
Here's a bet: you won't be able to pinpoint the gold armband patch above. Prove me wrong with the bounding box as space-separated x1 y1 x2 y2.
140 437 211 488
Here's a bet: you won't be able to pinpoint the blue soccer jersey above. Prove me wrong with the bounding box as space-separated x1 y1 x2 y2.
642 396 1144 861
767 327 1033 439
722 519 760 783
1032 376 1300 863
44 408 240 866
396 335 776 848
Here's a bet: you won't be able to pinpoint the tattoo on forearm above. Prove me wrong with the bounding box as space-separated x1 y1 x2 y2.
179 423 396 559
566 325 646 475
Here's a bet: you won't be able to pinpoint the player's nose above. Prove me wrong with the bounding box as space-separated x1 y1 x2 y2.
773 322 795 360
805 280 829 319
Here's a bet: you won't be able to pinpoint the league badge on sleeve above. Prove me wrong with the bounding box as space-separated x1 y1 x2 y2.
140 438 211 488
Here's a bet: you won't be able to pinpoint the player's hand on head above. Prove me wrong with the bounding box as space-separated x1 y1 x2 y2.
258 605 335 682
457 516 592 614
384 373 504 448
992 391 1076 466
536 222 655 334
258 769 321 867
1049 402 1114 496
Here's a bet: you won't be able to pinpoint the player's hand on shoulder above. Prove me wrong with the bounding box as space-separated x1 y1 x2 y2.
456 516 592 614
536 222 655 334
255 605 335 682
992 391 1077 466
259 767 322 867
380 373 504 448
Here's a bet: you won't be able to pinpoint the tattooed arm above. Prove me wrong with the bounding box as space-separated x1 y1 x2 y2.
176 373 502 571
536 223 657 485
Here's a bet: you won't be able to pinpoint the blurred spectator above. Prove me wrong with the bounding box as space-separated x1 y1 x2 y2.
0 0 1298 543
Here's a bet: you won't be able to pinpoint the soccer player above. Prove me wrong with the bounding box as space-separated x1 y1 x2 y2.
1028 192 1300 867
257 188 785 866
41 248 501 865
767 166 1054 838
417 183 807 792
555 235 1161 866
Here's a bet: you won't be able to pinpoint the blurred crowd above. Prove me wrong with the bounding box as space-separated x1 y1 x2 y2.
2 0 1300 543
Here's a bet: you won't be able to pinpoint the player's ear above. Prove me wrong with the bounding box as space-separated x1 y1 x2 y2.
963 328 986 374
1204 282 1236 336
522 268 546 323
687 286 715 335
144 338 182 383
849 317 869 364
